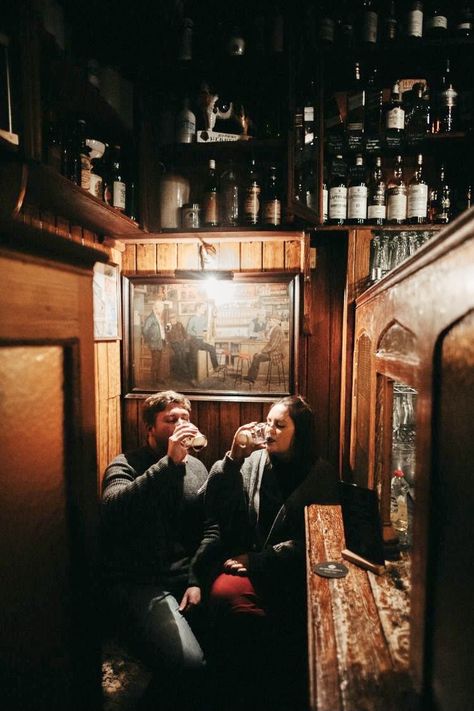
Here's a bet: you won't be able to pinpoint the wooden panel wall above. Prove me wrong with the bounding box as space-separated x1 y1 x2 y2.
120 234 307 470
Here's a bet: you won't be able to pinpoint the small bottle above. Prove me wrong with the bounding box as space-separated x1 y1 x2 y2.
407 153 429 224
328 154 348 225
243 158 261 226
220 160 239 227
110 145 127 212
391 469 410 534
367 156 386 225
175 97 196 144
434 58 458 134
429 162 452 223
262 165 282 227
386 155 407 224
406 0 424 38
202 159 219 227
347 154 368 224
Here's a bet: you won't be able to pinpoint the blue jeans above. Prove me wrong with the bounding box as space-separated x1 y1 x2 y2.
106 583 206 709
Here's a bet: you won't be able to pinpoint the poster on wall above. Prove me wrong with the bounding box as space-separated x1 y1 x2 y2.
93 263 121 340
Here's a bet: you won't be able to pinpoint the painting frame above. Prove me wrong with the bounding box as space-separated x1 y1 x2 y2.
93 262 122 341
122 272 300 401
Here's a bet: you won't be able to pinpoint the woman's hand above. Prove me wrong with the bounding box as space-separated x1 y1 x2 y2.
223 554 249 576
229 422 264 461
178 586 201 614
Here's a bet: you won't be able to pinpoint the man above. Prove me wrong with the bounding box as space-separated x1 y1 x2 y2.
248 309 267 339
142 300 166 385
167 312 191 381
101 391 216 710
186 302 219 378
244 315 284 384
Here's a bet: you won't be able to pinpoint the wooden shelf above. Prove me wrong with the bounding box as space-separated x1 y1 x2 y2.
25 163 141 238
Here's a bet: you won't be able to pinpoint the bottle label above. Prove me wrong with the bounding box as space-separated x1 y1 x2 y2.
176 113 196 143
407 10 423 37
89 172 103 199
426 16 448 30
387 188 407 220
323 187 328 222
368 204 386 220
263 199 281 225
407 183 428 218
80 154 91 191
113 180 126 210
329 186 347 219
347 186 368 219
386 107 405 129
203 193 219 225
441 87 458 108
244 186 261 223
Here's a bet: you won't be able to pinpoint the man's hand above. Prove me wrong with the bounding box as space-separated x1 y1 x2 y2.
168 420 199 465
178 586 201 614
223 553 249 576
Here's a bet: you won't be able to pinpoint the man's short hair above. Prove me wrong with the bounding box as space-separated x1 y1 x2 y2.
142 390 191 428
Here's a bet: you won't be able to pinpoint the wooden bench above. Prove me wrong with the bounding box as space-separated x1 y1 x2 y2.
305 504 415 711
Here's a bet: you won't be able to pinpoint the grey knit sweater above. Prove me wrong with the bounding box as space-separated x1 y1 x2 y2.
101 446 216 592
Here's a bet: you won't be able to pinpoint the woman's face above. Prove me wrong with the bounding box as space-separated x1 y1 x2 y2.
265 403 295 458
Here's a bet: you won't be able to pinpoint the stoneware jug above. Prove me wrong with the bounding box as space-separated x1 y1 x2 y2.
159 166 190 228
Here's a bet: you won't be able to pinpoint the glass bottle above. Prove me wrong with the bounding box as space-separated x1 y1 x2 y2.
318 2 336 46
367 155 386 225
433 58 458 134
405 82 430 146
219 160 239 227
406 0 424 38
262 165 282 227
346 61 365 152
391 469 410 534
407 153 429 224
110 145 126 212
360 0 379 44
322 164 329 223
386 154 407 224
455 3 473 37
383 0 399 42
202 159 219 227
227 25 245 56
243 158 261 226
178 17 193 61
425 2 448 36
347 154 368 224
328 154 348 225
429 162 452 223
383 81 405 147
364 66 383 139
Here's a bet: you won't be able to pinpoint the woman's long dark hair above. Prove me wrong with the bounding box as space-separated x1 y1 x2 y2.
274 394 318 468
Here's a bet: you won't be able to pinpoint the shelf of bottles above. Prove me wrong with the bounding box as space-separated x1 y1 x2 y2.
294 1 474 227
391 382 417 549
151 1 290 232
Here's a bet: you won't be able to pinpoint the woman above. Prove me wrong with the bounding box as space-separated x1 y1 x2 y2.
200 395 339 711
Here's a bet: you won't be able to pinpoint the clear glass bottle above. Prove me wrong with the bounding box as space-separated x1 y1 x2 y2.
262 165 282 227
367 155 386 225
219 160 239 227
407 153 429 224
391 469 410 534
386 154 407 224
243 158 261 226
433 58 458 134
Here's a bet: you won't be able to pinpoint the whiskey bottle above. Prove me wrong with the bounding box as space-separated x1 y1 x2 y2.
202 159 219 227
346 61 365 153
360 0 379 45
383 81 405 149
433 58 458 133
262 165 282 227
243 158 261 225
322 164 329 223
364 66 383 148
219 160 239 227
407 153 429 224
328 154 348 225
405 82 430 146
318 2 336 46
367 155 386 225
429 162 452 223
110 145 126 212
386 154 407 224
347 154 368 224
382 0 399 42
455 3 473 37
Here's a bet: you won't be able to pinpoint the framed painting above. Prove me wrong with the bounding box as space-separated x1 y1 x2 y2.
93 262 121 340
122 272 300 400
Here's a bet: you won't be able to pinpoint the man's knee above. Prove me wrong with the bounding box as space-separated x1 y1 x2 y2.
146 594 205 672
210 574 266 617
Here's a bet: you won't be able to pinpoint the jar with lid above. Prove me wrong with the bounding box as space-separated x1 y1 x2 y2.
181 203 201 229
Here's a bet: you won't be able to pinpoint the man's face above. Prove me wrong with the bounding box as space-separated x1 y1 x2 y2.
153 302 164 317
148 403 190 451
